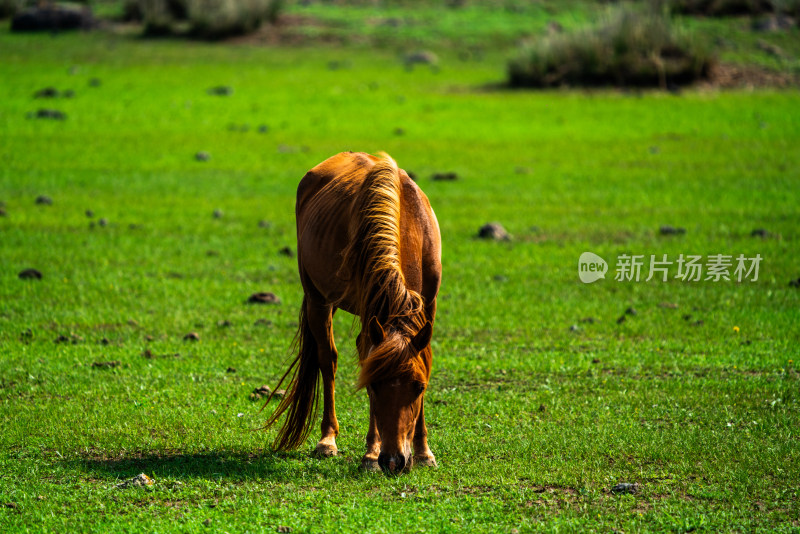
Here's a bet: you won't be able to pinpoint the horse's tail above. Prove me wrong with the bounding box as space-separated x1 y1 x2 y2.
263 296 320 451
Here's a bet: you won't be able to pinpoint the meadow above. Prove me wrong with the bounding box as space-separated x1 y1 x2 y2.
1 4 800 532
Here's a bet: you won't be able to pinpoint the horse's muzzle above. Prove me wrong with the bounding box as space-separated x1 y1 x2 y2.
378 452 410 474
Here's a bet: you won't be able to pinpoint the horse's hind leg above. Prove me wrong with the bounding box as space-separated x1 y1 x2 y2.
306 299 340 457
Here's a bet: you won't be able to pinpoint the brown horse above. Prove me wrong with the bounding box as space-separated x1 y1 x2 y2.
264 151 441 473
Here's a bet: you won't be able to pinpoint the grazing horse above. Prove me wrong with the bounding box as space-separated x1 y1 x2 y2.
265 151 441 473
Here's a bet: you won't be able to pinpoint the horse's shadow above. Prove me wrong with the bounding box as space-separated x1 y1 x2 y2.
68 449 361 483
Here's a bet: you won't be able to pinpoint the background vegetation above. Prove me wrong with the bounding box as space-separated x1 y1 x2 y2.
1 1 798 532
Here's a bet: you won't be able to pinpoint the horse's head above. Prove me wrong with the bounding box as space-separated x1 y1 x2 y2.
360 316 432 474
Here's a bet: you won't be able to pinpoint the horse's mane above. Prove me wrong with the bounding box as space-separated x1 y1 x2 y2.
338 153 430 386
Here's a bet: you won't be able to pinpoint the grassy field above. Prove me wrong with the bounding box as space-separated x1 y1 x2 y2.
1 5 800 532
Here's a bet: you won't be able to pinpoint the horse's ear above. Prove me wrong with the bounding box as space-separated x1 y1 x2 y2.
411 322 433 352
368 316 385 347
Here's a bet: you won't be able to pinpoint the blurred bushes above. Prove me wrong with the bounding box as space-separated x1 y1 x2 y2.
508 7 714 88
130 0 282 38
0 0 22 19
657 0 799 16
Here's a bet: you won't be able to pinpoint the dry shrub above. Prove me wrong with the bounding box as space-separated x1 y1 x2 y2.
508 8 714 88
133 0 281 38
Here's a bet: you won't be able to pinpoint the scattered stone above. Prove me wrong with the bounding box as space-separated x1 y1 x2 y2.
569 324 580 332
432 171 458 181
207 86 233 96
34 87 60 98
477 222 510 241
274 389 286 399
659 225 686 236
3 502 18 509
98 218 108 227
249 384 272 401
278 246 293 257
226 367 237 373
195 151 210 162
616 315 626 325
55 333 83 344
789 278 800 288
183 332 200 341
591 358 601 364
611 482 638 495
750 228 770 238
20 329 33 342
213 209 224 219
92 360 121 369
404 50 439 70
85 209 94 218
756 39 786 59
35 195 52 205
624 307 637 316
217 320 232 328
11 4 94 33
29 109 66 120
18 268 43 280
114 473 153 489
752 15 795 32
493 274 508 282
276 527 292 533
100 337 110 345
248 292 281 304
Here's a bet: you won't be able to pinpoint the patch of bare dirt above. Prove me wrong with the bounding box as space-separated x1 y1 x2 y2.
703 62 799 89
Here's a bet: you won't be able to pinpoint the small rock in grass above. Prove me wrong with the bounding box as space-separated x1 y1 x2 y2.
616 315 626 325
30 109 66 120
569 324 580 332
34 87 60 98
789 277 800 288
55 333 83 344
591 358 601 364
195 151 210 162
276 526 292 533
611 482 638 495
217 320 232 328
226 367 236 373
750 228 770 238
207 85 233 96
624 307 637 316
18 268 43 280
278 246 293 257
184 332 200 342
213 209 224 219
92 360 121 369
98 218 108 227
477 222 510 241
100 337 110 345
85 209 94 218
274 389 286 399
35 195 52 205
248 292 280 304
659 225 686 236
431 171 458 181
3 502 18 509
249 384 272 401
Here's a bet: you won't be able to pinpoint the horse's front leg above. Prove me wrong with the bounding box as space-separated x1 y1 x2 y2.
307 302 339 457
412 400 437 467
360 386 381 471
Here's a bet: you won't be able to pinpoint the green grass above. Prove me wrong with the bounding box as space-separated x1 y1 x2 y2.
1 18 799 534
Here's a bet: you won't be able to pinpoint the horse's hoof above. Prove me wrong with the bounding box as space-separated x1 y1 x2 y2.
359 458 381 472
413 454 438 468
313 443 338 457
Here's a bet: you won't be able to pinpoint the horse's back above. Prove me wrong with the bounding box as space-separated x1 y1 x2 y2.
295 152 440 309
